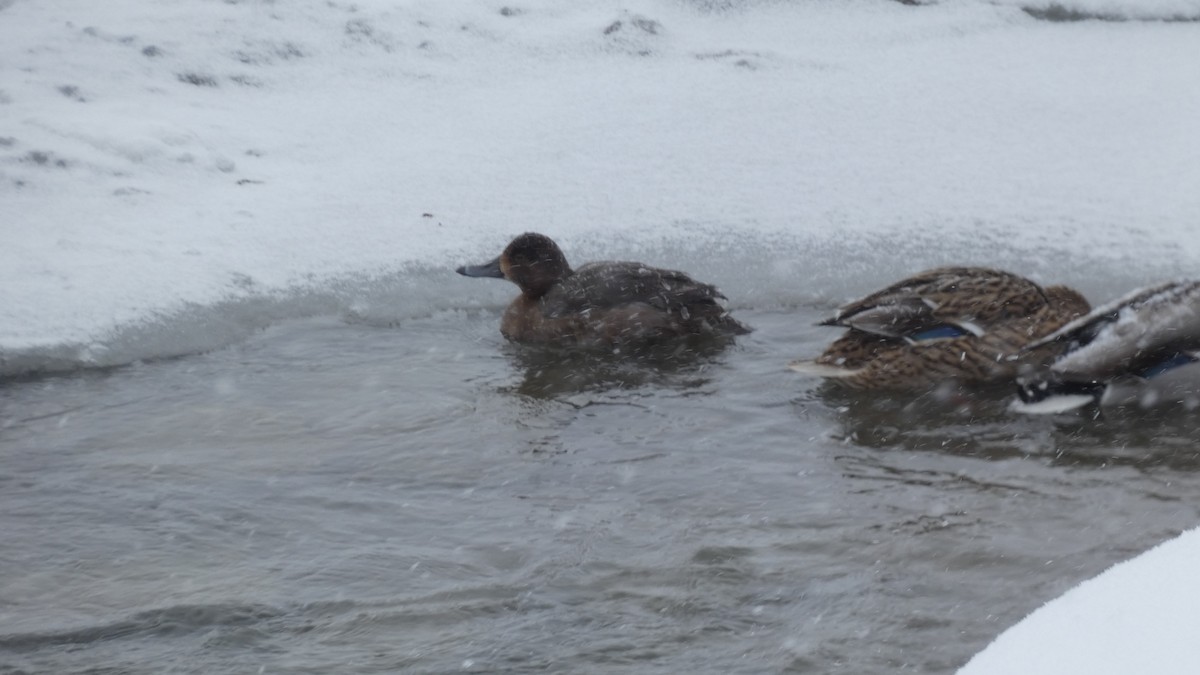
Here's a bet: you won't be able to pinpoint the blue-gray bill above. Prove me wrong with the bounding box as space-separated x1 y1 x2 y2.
456 257 504 279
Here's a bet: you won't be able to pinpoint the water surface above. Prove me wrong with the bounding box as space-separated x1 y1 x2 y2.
3 308 1200 674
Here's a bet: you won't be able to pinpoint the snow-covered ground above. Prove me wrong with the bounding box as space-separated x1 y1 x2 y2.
4 0 1200 372
4 0 1200 669
959 525 1200 674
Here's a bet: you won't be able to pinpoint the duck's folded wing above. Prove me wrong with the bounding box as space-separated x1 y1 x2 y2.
1027 280 1200 379
820 296 984 341
1026 280 1200 352
541 262 724 317
820 267 1040 339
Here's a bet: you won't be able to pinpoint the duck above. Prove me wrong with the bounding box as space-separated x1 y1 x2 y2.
1012 279 1200 413
456 232 750 348
788 267 1091 391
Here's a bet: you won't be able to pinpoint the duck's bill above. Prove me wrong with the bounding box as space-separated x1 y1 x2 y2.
456 257 504 279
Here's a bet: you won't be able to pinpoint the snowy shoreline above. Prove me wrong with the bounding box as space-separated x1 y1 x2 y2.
5 0 1199 376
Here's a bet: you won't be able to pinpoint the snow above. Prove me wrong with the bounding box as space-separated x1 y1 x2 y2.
993 0 1200 20
4 0 1200 375
3 0 1200 669
958 526 1200 674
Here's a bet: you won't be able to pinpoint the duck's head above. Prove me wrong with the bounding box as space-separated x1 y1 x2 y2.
457 232 572 298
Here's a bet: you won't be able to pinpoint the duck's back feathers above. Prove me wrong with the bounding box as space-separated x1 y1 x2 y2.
1026 280 1200 350
820 267 1049 340
1026 279 1200 381
539 261 750 340
803 267 1090 391
543 262 720 315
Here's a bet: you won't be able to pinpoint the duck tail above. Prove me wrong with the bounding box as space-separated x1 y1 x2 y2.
678 288 751 335
1010 377 1102 414
718 314 753 335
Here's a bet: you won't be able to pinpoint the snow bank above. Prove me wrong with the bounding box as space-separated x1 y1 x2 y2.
958 526 1200 674
3 0 1199 376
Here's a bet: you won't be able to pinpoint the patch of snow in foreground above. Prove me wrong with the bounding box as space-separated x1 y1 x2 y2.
959 526 1200 674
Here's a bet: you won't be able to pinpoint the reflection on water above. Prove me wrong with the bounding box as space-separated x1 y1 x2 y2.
501 336 735 399
3 310 1200 675
819 376 1200 472
819 381 1042 460
1047 410 1200 471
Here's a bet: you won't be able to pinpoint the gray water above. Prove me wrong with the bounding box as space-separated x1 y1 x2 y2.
3 307 1200 674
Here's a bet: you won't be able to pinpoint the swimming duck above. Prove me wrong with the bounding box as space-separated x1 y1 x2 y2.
1012 279 1200 413
788 267 1091 391
456 232 750 348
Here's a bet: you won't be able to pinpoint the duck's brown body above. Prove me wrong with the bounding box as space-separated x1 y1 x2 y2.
458 234 749 348
792 267 1090 391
